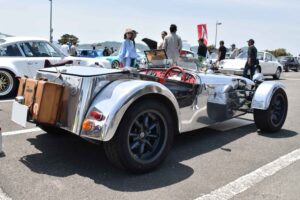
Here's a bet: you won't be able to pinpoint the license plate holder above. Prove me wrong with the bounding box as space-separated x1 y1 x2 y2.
11 101 28 127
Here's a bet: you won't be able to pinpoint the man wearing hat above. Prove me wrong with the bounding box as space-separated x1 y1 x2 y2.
118 28 137 67
243 39 257 79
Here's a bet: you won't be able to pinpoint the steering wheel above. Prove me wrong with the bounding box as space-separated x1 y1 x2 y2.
164 66 186 81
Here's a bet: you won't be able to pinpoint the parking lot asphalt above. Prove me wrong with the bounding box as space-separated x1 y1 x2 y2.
0 72 300 200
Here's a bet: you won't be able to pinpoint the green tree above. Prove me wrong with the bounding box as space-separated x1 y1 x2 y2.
265 48 291 57
58 34 79 44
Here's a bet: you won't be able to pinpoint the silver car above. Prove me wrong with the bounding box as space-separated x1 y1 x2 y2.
12 50 288 173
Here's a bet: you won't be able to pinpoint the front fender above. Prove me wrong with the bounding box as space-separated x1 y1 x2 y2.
251 81 285 110
81 80 180 141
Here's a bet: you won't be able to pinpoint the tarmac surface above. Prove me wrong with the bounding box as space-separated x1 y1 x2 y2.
0 71 300 200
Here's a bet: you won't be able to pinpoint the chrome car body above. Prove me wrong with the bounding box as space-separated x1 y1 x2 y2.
33 52 285 142
12 49 288 173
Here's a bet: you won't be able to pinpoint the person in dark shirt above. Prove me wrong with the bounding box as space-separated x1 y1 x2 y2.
218 40 227 61
243 39 257 79
197 38 207 62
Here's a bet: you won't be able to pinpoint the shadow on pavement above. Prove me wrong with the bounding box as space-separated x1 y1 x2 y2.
19 123 280 192
258 129 298 138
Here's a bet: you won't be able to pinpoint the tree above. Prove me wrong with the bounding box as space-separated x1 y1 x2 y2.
58 34 79 44
207 45 216 53
265 48 291 57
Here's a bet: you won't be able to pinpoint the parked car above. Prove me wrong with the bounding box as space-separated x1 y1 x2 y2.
77 49 104 58
0 37 110 98
278 56 300 72
99 50 146 69
219 51 283 79
12 49 288 173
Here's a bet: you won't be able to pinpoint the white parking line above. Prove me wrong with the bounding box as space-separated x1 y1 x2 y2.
0 100 14 103
0 187 12 200
195 148 300 200
284 78 300 81
2 127 41 136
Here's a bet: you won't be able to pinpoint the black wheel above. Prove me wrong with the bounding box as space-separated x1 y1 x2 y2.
273 67 281 80
295 66 299 72
39 124 69 135
111 60 120 69
284 66 289 72
0 69 18 98
254 88 288 132
103 100 174 173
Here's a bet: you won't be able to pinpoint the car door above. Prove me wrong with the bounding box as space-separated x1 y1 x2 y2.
0 42 32 77
264 53 275 74
257 52 268 74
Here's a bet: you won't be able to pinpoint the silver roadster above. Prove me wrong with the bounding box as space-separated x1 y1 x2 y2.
12 50 288 173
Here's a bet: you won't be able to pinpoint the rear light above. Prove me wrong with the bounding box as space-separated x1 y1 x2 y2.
90 111 105 121
82 119 95 131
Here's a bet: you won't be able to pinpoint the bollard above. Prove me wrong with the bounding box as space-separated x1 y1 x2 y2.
0 127 4 157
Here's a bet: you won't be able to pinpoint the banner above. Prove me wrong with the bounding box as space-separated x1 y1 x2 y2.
197 24 208 45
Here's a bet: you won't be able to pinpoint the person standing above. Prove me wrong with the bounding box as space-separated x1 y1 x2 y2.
217 40 227 62
118 28 137 67
197 38 207 62
230 44 239 59
103 47 110 56
243 39 257 79
69 41 77 56
157 31 168 49
163 24 182 64
130 30 138 67
60 41 70 56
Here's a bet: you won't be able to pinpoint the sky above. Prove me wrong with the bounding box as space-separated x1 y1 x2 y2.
1 0 300 55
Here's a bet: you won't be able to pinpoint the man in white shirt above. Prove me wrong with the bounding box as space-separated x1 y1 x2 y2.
157 31 167 49
163 24 182 64
60 42 70 56
230 44 239 59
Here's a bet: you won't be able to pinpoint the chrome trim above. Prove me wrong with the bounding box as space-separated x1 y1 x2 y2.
251 81 285 110
82 80 181 141
15 96 24 104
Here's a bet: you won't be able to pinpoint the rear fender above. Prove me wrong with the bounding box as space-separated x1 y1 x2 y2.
251 81 285 110
81 80 180 141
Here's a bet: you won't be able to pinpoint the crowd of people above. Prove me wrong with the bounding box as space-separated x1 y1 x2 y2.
196 37 257 79
59 23 258 78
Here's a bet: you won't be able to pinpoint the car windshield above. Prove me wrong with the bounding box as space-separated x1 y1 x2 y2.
144 49 200 71
111 51 119 56
278 56 290 61
237 52 248 59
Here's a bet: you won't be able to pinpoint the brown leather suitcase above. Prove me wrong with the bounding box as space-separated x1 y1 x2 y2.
24 79 38 107
17 77 27 96
32 81 63 125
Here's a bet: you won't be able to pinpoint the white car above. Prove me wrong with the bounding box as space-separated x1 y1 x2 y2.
0 37 110 98
219 51 283 80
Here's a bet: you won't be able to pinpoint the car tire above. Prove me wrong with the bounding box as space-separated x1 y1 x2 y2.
39 124 70 135
254 88 288 133
284 66 289 72
273 67 281 80
0 69 18 98
103 99 174 173
295 66 299 72
111 60 120 69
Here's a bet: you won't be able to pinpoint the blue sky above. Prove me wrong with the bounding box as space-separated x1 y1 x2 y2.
1 0 300 55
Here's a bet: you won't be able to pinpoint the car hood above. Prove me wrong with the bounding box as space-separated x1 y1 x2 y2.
220 59 246 70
